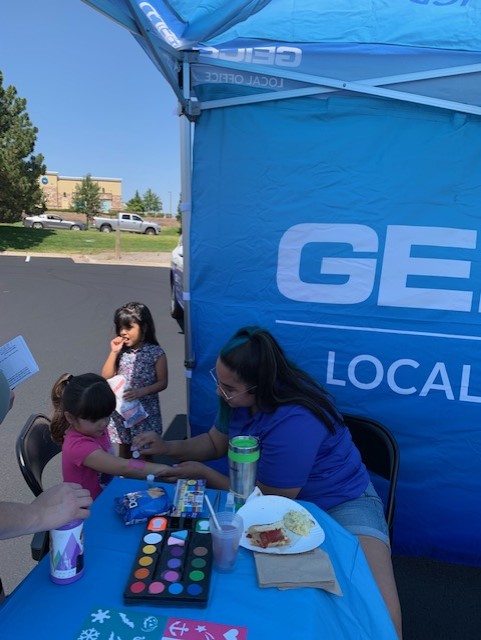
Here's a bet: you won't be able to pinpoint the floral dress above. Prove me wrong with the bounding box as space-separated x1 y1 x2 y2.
108 343 165 444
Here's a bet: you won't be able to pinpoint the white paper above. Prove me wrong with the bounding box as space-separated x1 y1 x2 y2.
107 374 148 428
0 336 39 388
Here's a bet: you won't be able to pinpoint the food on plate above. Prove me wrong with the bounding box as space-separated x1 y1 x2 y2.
246 522 291 549
282 509 315 536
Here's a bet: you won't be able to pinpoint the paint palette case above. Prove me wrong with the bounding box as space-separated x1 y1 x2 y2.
124 515 213 608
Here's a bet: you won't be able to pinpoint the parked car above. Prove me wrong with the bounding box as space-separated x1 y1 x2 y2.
170 235 184 319
22 213 87 231
92 212 161 235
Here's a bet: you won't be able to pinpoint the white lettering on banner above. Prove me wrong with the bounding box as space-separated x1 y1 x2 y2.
139 2 181 48
277 223 477 312
200 46 302 68
277 223 378 304
410 0 470 6
378 226 475 311
326 351 481 402
204 71 285 88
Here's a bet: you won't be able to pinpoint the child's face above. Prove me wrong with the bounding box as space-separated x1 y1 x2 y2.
118 321 143 349
66 414 110 437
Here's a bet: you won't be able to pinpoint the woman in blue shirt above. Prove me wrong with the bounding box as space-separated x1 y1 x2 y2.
135 326 402 638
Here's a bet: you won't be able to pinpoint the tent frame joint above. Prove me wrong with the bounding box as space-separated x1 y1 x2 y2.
179 99 201 121
184 358 195 370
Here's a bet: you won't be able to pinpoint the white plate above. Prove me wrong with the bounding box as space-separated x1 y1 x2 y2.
237 495 325 554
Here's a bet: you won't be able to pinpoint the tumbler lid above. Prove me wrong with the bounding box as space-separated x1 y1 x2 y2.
228 436 260 462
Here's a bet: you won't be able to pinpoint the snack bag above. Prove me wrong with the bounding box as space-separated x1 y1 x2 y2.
115 487 173 525
107 374 148 429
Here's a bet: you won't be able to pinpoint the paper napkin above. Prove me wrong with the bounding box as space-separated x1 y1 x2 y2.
254 548 343 595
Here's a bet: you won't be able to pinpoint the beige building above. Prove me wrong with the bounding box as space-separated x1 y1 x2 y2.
40 171 122 212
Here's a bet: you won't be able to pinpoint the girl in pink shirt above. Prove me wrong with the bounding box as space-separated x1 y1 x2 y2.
50 373 170 499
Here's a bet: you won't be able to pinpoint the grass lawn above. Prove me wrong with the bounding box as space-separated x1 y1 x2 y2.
0 223 181 254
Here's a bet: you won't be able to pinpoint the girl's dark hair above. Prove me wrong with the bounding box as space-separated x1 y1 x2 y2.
50 373 116 444
113 301 159 346
218 326 342 433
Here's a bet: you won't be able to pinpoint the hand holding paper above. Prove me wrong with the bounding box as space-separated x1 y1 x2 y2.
0 336 39 389
107 375 148 428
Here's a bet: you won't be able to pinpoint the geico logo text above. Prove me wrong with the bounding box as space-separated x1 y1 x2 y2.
277 223 477 312
200 46 302 68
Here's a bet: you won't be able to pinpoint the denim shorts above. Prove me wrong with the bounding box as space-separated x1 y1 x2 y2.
326 481 390 548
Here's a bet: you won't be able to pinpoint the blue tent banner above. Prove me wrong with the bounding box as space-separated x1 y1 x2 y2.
188 94 481 565
84 0 481 566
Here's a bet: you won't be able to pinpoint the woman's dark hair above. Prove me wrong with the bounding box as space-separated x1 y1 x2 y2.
50 373 116 444
113 301 159 346
218 326 342 433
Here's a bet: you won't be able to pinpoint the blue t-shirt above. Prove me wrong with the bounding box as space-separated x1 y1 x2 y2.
216 404 369 511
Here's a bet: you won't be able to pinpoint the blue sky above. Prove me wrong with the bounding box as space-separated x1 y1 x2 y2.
0 1 181 210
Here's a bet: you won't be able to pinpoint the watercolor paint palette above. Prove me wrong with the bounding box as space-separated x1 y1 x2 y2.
171 478 206 518
124 515 213 608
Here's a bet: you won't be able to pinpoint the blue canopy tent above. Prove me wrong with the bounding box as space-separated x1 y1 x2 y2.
83 0 481 566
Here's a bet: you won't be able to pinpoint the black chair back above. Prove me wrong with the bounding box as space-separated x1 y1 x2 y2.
15 413 61 560
342 413 400 540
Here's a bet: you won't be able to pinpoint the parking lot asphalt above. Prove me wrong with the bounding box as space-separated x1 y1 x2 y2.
0 255 184 595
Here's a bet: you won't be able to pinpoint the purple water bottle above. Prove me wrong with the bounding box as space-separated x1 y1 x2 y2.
49 519 84 584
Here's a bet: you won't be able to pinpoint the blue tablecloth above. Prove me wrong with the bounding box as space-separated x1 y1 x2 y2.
0 478 397 639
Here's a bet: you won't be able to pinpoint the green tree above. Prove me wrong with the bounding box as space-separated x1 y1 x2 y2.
0 71 45 222
126 190 144 212
72 173 102 223
142 188 162 213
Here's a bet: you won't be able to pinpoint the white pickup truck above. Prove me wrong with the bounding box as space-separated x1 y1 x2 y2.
92 212 161 235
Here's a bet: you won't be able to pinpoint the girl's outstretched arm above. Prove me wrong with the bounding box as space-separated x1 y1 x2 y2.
82 448 171 480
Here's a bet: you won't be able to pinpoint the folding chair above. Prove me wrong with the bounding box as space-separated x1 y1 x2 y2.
15 413 61 560
342 413 400 542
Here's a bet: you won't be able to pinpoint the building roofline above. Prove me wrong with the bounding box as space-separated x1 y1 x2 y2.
45 171 122 182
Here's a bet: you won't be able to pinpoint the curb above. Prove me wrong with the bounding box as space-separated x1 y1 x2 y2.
1 251 171 268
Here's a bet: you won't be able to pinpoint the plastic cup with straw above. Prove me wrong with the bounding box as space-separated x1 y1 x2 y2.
205 493 244 571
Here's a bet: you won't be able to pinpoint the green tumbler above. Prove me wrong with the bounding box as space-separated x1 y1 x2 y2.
228 435 260 508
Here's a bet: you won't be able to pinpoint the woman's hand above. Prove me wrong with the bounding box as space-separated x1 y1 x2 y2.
133 431 167 456
155 461 210 483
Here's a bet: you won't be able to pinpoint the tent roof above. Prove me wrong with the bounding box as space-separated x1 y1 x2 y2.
83 1 481 116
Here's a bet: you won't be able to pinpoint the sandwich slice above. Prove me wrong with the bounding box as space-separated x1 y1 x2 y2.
246 521 291 549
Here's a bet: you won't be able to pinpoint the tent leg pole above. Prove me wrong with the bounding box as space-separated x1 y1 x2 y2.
180 58 194 438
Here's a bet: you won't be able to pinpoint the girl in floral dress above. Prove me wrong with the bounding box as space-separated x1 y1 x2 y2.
102 301 168 459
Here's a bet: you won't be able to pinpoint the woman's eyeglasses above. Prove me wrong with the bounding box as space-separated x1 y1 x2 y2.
209 368 256 401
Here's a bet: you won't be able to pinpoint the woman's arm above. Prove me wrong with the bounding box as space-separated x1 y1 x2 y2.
156 462 230 490
134 428 230 488
256 482 301 500
83 449 172 479
134 427 228 462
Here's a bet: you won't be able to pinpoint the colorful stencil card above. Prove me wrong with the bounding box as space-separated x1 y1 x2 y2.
124 515 213 608
75 608 248 640
162 617 248 640
172 479 206 518
76 606 167 639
